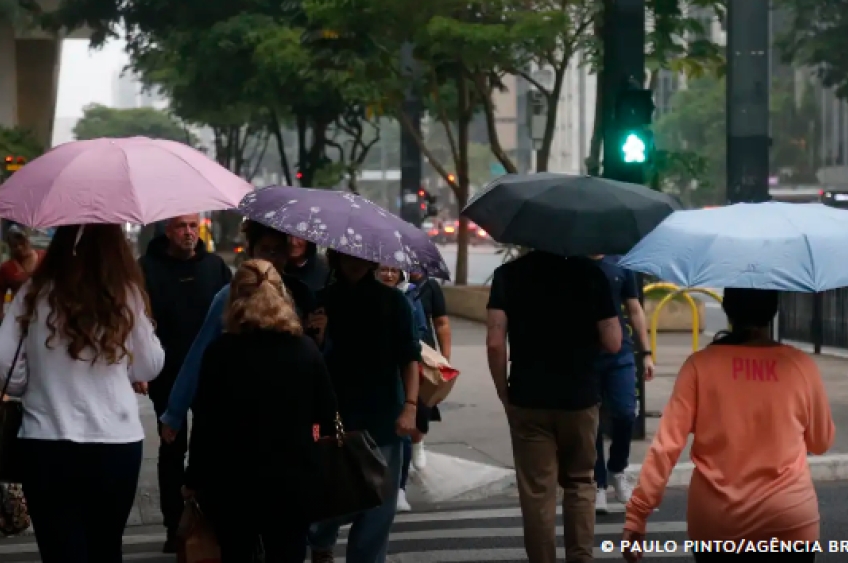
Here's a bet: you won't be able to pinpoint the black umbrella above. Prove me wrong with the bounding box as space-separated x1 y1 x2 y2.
461 172 683 256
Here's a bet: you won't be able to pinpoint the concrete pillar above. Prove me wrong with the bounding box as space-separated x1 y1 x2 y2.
15 38 61 149
0 21 18 129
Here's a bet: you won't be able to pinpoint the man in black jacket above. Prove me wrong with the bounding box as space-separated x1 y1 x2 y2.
138 214 232 553
285 236 330 292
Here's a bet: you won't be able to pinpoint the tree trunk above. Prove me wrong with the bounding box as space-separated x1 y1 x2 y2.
536 69 567 172
454 74 472 286
586 66 605 176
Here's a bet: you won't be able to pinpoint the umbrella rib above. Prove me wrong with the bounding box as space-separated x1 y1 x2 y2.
778 206 817 288
120 144 145 224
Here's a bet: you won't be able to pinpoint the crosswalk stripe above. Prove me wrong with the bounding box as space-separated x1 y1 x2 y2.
0 503 679 562
386 548 683 562
391 502 627 524
338 521 686 544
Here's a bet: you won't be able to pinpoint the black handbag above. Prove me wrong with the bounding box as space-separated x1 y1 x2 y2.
0 336 26 483
306 413 389 524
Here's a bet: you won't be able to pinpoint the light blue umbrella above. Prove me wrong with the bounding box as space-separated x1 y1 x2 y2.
618 202 848 292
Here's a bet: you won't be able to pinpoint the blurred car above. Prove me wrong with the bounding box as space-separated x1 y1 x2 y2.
468 221 493 246
426 220 492 245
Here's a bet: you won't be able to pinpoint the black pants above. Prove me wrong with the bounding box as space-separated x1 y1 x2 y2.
694 552 816 562
151 391 188 534
20 439 143 563
209 503 309 563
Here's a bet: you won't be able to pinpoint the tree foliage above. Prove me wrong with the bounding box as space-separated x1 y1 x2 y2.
0 126 43 161
72 103 196 144
775 0 848 99
653 75 821 205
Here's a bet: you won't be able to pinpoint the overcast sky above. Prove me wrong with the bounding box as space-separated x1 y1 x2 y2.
55 38 128 118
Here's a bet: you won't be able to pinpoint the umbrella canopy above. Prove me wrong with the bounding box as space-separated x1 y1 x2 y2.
618 202 848 292
238 186 451 279
0 137 253 228
461 172 682 256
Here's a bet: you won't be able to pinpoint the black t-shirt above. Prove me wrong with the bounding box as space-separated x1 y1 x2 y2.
487 252 618 410
413 278 447 348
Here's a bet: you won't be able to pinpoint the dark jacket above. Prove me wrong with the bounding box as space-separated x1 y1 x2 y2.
285 242 330 292
318 275 421 446
139 236 232 397
185 330 336 508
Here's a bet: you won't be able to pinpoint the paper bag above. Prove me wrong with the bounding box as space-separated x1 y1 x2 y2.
418 342 460 407
177 500 221 563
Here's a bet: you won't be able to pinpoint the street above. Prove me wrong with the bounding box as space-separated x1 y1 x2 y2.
436 244 729 335
5 482 848 561
436 244 504 285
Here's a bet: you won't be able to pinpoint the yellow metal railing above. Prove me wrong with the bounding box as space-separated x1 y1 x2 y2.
644 283 724 361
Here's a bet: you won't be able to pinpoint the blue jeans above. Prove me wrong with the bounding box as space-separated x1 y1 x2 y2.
309 441 403 563
400 437 412 490
594 357 637 489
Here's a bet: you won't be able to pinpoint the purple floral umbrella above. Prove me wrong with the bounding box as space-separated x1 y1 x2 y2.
238 186 451 279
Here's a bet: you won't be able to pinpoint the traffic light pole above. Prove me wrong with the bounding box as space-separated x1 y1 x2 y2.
400 43 424 227
602 0 647 187
726 0 770 204
601 0 648 440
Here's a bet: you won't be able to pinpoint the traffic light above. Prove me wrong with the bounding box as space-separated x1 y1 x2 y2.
296 171 303 181
611 87 654 183
446 173 456 184
418 188 439 218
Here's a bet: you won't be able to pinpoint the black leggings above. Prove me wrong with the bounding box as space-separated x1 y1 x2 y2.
695 552 816 562
20 439 143 563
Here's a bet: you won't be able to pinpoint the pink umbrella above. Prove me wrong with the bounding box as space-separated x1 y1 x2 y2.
0 137 253 228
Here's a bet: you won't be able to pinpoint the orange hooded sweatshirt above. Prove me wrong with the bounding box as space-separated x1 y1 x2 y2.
625 344 835 541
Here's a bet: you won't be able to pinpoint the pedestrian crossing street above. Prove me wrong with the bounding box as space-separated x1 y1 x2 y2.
0 502 694 562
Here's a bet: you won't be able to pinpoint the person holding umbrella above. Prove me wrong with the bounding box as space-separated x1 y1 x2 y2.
463 173 679 563
0 224 165 562
622 289 834 563
308 250 420 563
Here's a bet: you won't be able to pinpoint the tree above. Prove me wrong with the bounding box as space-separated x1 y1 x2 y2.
775 0 848 99
304 0 517 284
653 75 821 205
0 126 43 161
44 0 383 190
72 103 197 144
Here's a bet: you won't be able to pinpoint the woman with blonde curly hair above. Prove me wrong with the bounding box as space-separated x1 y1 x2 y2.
0 224 165 562
184 259 336 562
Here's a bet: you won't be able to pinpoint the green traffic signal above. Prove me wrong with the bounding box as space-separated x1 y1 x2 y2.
621 133 647 164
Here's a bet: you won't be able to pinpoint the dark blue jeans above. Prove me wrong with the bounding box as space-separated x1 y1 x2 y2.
400 436 412 490
309 441 403 563
594 357 637 489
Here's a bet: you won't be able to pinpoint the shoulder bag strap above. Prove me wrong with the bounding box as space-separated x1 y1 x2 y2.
0 328 26 398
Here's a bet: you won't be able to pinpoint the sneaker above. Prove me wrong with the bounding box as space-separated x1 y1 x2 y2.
595 488 609 515
412 442 427 470
397 489 412 512
611 471 634 503
311 549 335 563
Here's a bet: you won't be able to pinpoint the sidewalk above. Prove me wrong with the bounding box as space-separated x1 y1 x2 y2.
420 318 848 499
127 317 848 524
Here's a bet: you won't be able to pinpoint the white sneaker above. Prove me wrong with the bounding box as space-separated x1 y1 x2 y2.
595 488 609 515
397 489 412 512
411 442 427 470
611 472 634 503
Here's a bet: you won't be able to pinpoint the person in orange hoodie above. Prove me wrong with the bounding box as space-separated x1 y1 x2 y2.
622 288 834 562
